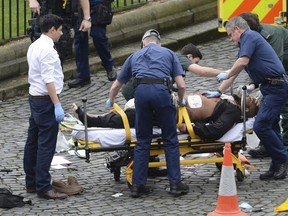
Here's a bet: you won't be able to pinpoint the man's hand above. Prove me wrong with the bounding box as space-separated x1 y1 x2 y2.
204 90 222 98
28 0 41 15
178 98 186 107
54 103 64 123
216 72 229 82
79 20 91 32
106 99 113 108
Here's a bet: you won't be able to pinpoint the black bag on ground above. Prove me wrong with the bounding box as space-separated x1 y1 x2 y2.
0 188 32 209
91 0 114 25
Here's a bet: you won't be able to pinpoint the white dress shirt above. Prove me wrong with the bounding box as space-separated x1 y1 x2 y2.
27 34 64 96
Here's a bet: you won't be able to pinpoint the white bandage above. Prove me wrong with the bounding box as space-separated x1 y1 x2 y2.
187 95 202 108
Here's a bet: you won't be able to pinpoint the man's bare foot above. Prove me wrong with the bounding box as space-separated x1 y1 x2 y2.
71 103 79 119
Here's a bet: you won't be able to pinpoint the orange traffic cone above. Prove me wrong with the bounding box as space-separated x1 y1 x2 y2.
207 143 249 216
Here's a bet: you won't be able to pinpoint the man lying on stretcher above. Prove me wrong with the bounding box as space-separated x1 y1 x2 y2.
71 93 258 140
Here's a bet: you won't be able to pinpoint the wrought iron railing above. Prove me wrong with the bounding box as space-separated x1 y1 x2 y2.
0 0 148 43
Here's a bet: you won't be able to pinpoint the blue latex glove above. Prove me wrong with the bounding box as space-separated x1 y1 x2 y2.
54 103 64 123
178 98 186 107
106 98 113 108
204 90 222 98
216 72 228 82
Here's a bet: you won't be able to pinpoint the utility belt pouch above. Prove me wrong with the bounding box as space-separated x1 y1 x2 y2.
45 0 78 14
91 0 114 25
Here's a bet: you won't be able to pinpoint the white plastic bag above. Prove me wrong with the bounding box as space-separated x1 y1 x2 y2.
56 131 70 153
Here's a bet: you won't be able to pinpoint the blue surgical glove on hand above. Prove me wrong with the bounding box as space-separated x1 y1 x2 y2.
178 98 186 107
204 90 222 98
216 72 228 82
106 98 113 108
54 103 64 123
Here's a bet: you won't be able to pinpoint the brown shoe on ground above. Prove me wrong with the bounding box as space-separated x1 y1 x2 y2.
38 189 68 199
52 177 83 195
67 176 84 193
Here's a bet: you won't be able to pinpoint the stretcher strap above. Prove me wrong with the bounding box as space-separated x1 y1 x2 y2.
112 103 131 143
177 106 197 139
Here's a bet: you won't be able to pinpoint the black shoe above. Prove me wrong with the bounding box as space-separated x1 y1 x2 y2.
130 184 153 198
248 145 270 158
274 160 288 180
259 170 275 180
107 68 117 81
169 182 189 196
68 78 91 88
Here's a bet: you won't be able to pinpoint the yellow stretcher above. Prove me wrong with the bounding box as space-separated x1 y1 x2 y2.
64 101 253 187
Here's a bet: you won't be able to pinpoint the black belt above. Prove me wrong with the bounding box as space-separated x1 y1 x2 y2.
30 94 59 99
132 78 171 87
266 77 287 85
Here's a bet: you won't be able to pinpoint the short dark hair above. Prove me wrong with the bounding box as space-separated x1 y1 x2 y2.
39 14 63 33
239 12 261 32
180 43 202 59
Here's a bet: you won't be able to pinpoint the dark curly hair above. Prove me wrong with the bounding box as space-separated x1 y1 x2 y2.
180 43 202 59
239 12 261 32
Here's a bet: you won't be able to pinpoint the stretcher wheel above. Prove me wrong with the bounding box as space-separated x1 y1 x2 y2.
236 169 244 182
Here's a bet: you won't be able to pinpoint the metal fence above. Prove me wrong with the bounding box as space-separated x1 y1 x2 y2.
0 0 148 43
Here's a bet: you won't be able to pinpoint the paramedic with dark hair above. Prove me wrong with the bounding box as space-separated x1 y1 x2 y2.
216 16 288 180
121 42 223 101
106 29 189 198
24 14 67 200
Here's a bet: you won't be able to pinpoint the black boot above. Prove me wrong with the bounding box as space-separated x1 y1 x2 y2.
248 144 270 158
130 185 153 198
107 68 117 81
259 170 275 180
68 78 91 88
274 160 288 180
169 181 189 196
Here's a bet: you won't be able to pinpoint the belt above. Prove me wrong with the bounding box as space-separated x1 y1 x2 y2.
266 77 287 85
132 78 171 87
29 94 59 99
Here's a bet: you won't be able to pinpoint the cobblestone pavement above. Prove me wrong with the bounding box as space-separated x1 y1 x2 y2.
0 37 287 216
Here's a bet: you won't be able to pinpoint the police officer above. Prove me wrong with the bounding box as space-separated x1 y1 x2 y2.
27 0 91 63
68 0 117 88
240 12 288 158
217 16 288 180
106 29 189 198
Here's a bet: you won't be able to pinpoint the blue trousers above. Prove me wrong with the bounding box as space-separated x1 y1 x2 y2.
74 20 113 79
254 83 288 169
23 96 58 193
132 84 181 185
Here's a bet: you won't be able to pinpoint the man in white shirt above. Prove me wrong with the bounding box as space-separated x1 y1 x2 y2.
24 14 67 200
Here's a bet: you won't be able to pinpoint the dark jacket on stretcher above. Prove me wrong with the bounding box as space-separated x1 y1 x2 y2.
75 98 241 140
192 99 241 140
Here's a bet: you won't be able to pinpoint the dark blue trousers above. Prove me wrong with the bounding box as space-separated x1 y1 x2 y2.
23 96 58 193
74 20 113 79
254 83 288 170
133 84 181 185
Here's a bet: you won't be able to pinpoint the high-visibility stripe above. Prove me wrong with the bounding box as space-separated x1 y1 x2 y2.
218 0 286 32
229 0 261 20
262 0 282 23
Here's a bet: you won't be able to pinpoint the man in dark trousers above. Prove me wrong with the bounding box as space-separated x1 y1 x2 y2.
216 16 288 180
24 14 67 199
68 0 117 87
106 29 189 198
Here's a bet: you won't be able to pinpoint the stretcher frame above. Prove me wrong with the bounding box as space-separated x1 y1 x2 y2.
65 89 251 186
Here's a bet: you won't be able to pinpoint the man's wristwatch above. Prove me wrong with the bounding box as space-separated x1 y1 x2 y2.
83 17 91 22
